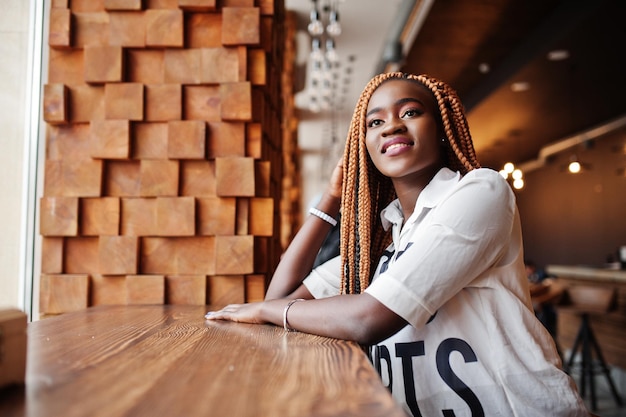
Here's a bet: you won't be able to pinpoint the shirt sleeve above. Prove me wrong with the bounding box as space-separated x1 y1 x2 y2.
303 255 342 298
365 169 518 328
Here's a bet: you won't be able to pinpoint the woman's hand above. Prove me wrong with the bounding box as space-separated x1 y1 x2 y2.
205 302 266 324
327 157 343 198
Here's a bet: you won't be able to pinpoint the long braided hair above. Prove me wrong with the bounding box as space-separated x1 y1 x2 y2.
339 72 481 294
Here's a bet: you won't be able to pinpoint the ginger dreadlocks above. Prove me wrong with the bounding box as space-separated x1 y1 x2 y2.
339 72 481 294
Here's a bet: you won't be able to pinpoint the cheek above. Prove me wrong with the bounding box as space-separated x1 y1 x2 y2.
364 134 377 157
417 123 440 150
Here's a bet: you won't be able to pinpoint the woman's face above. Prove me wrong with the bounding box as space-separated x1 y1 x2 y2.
364 79 443 182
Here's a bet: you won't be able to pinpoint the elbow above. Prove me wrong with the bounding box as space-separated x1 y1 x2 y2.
351 320 406 346
348 295 408 345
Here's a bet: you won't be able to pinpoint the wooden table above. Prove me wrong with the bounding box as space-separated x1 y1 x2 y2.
0 305 406 417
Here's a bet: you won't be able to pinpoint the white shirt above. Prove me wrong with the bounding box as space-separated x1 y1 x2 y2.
304 167 588 417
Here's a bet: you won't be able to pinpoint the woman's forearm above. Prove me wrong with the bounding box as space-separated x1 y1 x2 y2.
265 192 340 300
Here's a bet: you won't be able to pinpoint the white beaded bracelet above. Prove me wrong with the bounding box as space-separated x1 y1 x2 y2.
283 298 305 332
309 207 338 227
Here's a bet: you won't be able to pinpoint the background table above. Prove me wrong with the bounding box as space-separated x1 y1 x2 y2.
0 305 406 417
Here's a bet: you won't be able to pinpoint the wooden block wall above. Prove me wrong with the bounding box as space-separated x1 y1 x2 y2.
40 0 290 316
280 11 301 249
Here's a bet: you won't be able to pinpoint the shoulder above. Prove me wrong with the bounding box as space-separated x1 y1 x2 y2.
462 167 508 184
436 168 516 219
459 168 514 199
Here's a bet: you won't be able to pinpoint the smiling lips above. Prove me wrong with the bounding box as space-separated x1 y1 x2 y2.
381 138 414 154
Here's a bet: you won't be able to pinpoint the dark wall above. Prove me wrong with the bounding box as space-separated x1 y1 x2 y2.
515 128 626 271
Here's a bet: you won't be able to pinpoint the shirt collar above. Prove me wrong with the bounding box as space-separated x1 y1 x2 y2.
380 167 461 231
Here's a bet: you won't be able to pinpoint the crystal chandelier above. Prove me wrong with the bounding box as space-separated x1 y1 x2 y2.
306 0 342 113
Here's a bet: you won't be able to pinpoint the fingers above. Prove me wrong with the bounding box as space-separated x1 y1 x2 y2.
328 158 344 198
205 304 241 320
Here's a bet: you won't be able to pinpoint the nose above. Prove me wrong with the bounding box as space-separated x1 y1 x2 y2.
381 117 406 136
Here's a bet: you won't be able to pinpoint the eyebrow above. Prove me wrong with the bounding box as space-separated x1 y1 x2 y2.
366 97 425 118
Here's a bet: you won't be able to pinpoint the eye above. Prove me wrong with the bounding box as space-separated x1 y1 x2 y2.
402 108 423 118
367 118 383 128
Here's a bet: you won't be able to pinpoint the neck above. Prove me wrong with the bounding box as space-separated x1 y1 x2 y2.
392 166 441 220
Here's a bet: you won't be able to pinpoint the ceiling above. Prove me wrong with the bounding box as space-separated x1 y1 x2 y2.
286 0 626 183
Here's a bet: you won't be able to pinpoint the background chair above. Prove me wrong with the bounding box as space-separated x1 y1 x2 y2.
557 285 623 411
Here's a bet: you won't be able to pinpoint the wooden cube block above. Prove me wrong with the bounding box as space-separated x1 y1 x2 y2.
109 11 146 47
73 12 109 47
156 197 195 236
41 237 64 274
168 120 206 159
180 160 216 197
140 160 179 196
90 119 130 159
236 46 247 80
80 197 120 236
43 83 68 124
201 47 241 84
166 275 206 305
91 275 126 305
255 160 271 197
185 12 221 48
221 7 260 46
163 49 202 84
146 0 178 8
127 50 164 84
43 160 63 196
248 49 266 85
215 157 255 196
49 8 71 48
120 197 156 236
184 86 220 122
258 0 274 15
70 0 105 12
215 235 254 274
250 87 264 123
84 45 123 83
104 161 141 197
45 159 93 197
133 122 168 159
141 237 215 275
222 0 254 6
40 274 89 314
145 84 182 122
175 237 216 275
197 197 236 235
48 49 84 85
99 235 139 275
145 9 183 47
253 236 269 273
105 0 142 10
236 198 249 235
126 275 165 304
246 122 262 158
245 274 266 302
64 237 99 274
249 197 273 236
58 159 103 197
220 82 252 121
177 0 216 11
140 237 175 274
260 16 273 52
40 196 79 236
105 83 144 121
208 275 244 305
51 0 69 8
69 85 105 122
207 122 245 158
